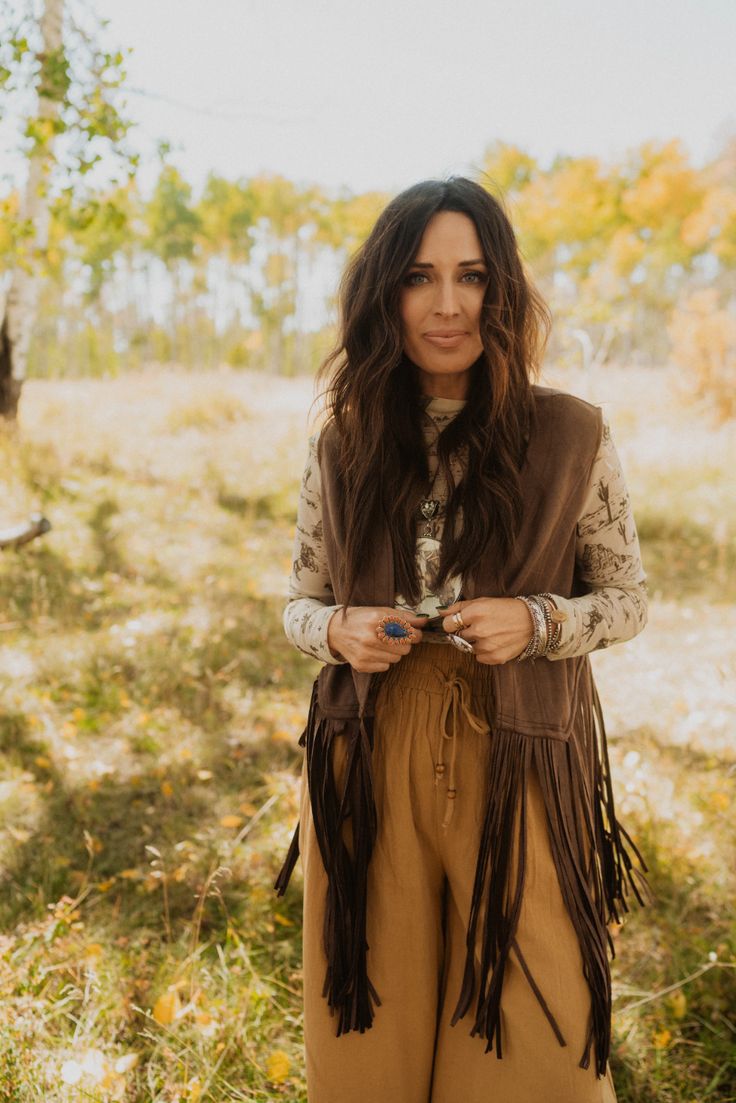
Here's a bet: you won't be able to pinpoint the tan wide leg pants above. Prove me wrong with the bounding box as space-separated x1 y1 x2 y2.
299 641 618 1103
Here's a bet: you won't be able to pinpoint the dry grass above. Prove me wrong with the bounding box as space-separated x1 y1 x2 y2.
0 362 733 1101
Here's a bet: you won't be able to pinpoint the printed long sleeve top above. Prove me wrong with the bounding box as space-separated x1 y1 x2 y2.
282 394 648 664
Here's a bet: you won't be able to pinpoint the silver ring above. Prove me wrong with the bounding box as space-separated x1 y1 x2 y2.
449 633 474 653
452 610 466 630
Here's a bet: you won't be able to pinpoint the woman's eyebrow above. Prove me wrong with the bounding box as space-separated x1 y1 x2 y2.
409 258 486 268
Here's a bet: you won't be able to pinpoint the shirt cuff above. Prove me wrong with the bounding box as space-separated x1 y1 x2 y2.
543 594 580 659
321 605 349 664
282 598 348 664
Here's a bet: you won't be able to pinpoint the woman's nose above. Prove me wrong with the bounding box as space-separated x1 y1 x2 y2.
433 280 460 316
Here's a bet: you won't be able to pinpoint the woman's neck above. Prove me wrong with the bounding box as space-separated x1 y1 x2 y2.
411 359 473 401
419 377 469 400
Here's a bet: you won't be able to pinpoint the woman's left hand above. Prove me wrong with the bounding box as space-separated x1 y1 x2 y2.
441 597 534 665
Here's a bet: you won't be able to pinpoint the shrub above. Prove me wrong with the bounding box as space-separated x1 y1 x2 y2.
668 288 736 423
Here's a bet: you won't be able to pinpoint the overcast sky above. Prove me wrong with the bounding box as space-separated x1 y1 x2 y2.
5 0 736 198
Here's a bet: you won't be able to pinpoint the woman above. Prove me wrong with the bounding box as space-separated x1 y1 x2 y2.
275 177 649 1103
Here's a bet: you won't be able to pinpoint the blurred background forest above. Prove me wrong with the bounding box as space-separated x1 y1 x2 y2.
0 1 734 1101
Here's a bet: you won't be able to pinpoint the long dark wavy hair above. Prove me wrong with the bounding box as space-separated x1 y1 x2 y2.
314 176 552 612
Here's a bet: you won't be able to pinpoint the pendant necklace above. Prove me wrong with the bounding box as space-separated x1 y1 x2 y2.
419 495 440 538
418 417 444 538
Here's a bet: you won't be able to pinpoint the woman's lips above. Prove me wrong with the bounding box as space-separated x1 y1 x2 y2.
422 332 468 349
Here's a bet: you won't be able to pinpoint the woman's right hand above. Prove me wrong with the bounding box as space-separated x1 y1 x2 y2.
327 606 427 672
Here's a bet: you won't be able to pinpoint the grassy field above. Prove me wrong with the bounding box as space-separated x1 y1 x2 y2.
0 363 733 1101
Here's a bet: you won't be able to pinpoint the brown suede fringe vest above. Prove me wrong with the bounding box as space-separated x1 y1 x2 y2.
275 385 650 1078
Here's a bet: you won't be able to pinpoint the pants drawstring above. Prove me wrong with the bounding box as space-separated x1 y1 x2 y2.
432 671 490 829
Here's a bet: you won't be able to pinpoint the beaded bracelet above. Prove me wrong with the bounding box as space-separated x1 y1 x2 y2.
538 592 567 653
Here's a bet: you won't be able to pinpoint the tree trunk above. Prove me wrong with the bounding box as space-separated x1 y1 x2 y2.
0 0 64 418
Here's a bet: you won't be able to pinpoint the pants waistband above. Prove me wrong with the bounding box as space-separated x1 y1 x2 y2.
378 639 496 699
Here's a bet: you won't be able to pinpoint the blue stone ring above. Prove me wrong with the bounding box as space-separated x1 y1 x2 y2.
376 614 417 646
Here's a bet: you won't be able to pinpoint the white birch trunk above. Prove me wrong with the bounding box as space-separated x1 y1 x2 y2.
0 0 64 416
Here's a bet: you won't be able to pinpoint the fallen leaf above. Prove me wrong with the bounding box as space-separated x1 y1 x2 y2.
60 1059 82 1085
194 1010 219 1037
80 1048 107 1084
152 988 181 1025
668 990 687 1019
266 1049 291 1084
114 1052 139 1073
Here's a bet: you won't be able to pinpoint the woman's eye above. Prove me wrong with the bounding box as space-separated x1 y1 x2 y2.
403 270 487 286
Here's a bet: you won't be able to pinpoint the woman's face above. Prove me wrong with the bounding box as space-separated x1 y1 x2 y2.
399 210 488 400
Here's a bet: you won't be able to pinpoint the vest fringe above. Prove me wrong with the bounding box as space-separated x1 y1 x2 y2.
274 675 381 1033
273 823 300 897
274 666 651 1072
273 677 316 898
589 674 651 919
450 729 532 1056
449 677 651 1079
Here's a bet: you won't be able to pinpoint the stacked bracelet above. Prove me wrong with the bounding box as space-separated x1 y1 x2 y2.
538 592 566 653
514 593 569 660
535 593 554 651
514 595 548 661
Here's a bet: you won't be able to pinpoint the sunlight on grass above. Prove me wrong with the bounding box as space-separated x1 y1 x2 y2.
0 364 732 1101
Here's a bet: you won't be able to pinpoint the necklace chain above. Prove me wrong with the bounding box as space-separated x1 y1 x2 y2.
418 414 444 538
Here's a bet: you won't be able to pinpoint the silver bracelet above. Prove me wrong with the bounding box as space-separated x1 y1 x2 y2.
514 595 547 661
533 594 554 653
529 595 550 654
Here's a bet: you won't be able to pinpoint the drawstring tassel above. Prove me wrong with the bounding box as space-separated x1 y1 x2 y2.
433 672 490 832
